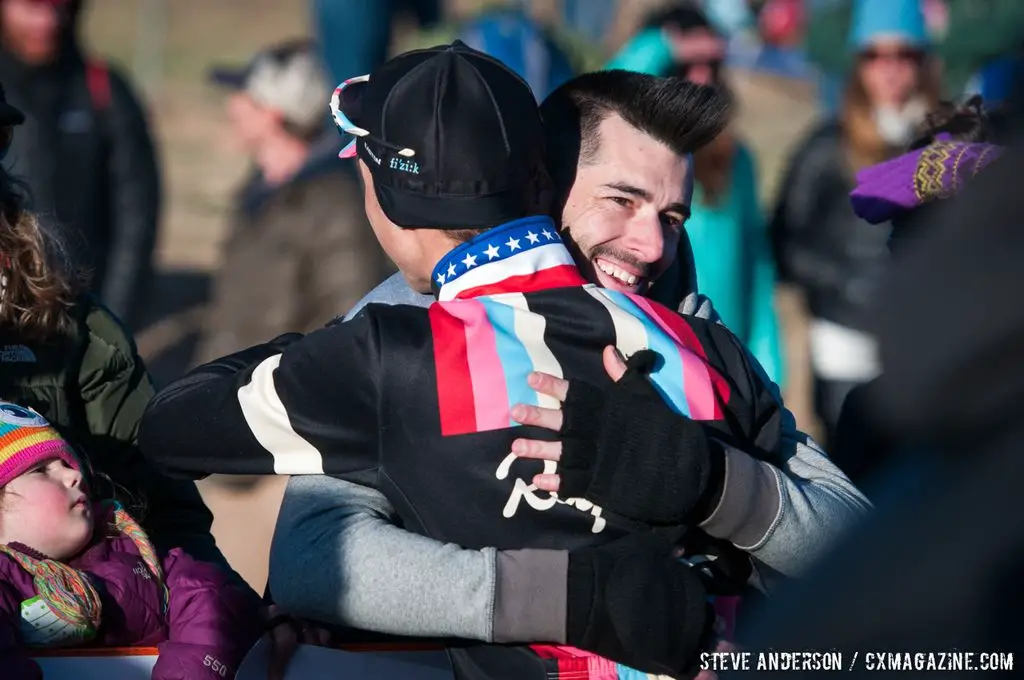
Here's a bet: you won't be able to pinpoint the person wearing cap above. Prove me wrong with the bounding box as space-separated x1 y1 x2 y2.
197 39 393 369
138 41 804 678
0 0 160 331
769 0 941 446
264 70 867 670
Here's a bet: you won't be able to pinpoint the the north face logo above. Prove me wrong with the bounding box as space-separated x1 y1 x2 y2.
0 345 36 363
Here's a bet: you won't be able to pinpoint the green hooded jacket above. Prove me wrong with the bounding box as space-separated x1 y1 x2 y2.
0 294 230 575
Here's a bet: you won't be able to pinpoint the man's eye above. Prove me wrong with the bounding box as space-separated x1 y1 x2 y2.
662 214 685 231
607 196 631 207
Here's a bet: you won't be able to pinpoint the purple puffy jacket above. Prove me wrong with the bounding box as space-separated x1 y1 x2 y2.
0 506 262 680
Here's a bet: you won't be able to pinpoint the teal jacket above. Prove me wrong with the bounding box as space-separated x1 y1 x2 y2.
607 30 785 384
687 146 784 384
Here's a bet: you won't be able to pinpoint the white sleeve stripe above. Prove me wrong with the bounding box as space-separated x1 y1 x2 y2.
237 354 325 475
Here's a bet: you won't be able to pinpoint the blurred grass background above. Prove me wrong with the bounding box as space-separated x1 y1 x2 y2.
81 0 816 277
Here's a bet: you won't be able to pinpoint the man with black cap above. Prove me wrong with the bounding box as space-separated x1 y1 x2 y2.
139 42 786 678
264 68 866 657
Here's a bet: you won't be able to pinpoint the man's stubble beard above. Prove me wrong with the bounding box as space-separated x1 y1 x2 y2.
559 221 656 293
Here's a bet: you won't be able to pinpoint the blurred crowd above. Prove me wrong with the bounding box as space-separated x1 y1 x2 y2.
5 0 1022 449
0 0 1021 676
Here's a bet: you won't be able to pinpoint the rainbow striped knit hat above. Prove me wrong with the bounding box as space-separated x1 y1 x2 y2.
0 402 80 489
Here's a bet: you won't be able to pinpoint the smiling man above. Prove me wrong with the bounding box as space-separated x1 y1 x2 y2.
559 115 691 293
139 48 757 678
263 68 868 670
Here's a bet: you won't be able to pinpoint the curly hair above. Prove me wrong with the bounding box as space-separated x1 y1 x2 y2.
0 168 89 341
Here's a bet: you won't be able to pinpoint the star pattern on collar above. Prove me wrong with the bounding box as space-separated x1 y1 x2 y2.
431 218 563 294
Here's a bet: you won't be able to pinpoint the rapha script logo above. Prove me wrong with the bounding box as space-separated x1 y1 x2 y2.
495 453 607 533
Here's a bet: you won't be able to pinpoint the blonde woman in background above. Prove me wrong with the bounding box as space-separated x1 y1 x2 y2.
768 0 940 445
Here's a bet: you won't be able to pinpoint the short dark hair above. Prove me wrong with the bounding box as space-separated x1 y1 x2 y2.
540 70 731 208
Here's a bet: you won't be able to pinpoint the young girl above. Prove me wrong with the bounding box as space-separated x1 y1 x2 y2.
0 401 261 679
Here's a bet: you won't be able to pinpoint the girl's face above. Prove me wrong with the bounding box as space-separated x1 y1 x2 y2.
0 458 93 560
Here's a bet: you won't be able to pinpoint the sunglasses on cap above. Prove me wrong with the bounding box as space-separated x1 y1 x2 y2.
330 75 416 161
860 47 924 64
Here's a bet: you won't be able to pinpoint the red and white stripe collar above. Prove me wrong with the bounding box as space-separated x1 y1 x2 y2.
431 217 587 301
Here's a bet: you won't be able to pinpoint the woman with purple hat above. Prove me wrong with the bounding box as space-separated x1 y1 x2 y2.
832 96 1005 487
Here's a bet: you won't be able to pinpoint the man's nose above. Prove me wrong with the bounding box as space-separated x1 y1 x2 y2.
624 212 665 265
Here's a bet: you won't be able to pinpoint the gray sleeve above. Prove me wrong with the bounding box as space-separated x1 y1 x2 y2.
684 292 871 585
343 273 434 321
726 370 872 588
741 420 872 585
698 442 783 550
679 292 719 323
268 474 568 643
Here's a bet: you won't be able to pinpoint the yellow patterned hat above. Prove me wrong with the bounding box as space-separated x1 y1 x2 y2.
850 136 1003 225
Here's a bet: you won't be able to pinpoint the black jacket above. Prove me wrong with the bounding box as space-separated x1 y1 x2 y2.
139 217 782 680
0 4 160 330
768 122 890 332
736 139 1024 675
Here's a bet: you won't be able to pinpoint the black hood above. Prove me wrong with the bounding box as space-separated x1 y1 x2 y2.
869 138 1024 447
56 0 86 61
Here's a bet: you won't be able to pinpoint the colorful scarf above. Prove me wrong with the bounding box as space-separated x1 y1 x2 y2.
849 135 1004 224
0 501 169 647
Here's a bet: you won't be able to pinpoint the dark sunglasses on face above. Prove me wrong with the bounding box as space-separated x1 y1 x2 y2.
671 60 723 83
860 48 924 64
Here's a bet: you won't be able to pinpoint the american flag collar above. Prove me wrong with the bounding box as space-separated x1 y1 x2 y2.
431 216 587 301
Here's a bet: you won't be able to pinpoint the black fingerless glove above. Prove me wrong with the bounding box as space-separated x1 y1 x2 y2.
558 350 726 525
566 531 716 678
678 532 754 597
